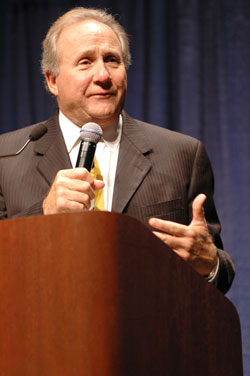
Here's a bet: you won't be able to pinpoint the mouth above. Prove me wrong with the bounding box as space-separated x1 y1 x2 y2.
89 92 115 98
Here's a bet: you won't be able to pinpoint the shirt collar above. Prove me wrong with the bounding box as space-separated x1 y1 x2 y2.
59 110 81 153
59 110 123 152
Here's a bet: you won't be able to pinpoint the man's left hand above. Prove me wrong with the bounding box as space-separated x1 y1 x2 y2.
148 194 218 276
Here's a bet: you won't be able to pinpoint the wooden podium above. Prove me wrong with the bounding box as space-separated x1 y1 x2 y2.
0 212 242 375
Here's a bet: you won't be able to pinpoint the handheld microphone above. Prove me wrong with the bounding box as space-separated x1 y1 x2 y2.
0 124 48 159
75 122 103 171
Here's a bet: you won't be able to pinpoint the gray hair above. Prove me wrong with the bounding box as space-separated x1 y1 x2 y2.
41 7 131 79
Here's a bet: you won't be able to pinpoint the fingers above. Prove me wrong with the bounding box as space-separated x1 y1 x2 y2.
93 180 105 191
148 194 207 233
148 194 217 275
148 217 188 237
43 168 105 215
149 217 194 259
60 168 95 185
151 230 191 258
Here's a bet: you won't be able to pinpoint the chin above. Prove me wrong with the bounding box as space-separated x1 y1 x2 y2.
90 109 117 120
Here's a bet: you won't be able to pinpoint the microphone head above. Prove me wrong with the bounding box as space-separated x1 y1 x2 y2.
29 124 48 141
80 122 103 144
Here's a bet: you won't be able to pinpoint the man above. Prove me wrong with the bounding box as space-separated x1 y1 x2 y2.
0 7 234 293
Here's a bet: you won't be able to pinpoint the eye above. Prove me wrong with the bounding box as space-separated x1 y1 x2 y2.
79 58 92 67
105 55 121 65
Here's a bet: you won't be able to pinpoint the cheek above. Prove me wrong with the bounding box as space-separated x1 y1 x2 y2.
58 71 90 92
76 73 93 95
115 72 127 91
55 74 71 95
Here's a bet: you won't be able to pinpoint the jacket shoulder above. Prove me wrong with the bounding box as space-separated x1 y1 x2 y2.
0 113 58 155
122 112 201 151
0 124 38 155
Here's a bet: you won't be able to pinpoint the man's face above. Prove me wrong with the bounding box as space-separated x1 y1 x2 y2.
46 20 127 128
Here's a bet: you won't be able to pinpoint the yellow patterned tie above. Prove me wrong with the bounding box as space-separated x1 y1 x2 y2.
91 156 105 211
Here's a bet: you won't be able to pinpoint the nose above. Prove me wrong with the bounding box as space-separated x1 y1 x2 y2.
93 60 112 89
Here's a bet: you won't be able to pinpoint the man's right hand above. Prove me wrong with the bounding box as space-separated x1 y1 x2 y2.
42 168 105 215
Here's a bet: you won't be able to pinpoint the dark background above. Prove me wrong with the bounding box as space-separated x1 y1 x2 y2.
1 0 249 373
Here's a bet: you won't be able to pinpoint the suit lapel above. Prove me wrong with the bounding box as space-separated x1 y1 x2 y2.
112 112 152 212
34 113 72 186
33 111 152 210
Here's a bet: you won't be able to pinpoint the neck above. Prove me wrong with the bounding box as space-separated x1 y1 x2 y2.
101 118 120 142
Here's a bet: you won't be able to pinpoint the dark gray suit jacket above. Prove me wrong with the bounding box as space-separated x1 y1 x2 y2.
0 111 235 293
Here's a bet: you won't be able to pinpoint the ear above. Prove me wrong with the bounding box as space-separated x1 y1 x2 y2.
45 71 58 96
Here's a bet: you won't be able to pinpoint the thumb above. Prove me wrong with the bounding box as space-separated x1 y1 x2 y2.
192 193 207 223
94 180 105 190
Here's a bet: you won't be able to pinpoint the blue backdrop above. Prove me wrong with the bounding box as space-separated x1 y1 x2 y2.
1 1 249 374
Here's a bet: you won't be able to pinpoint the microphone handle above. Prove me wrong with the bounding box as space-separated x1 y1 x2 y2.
0 138 32 159
0 124 47 159
75 141 96 171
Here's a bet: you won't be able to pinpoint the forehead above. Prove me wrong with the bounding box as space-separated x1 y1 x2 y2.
57 19 122 52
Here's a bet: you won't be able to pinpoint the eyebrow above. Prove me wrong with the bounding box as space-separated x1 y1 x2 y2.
77 47 122 58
